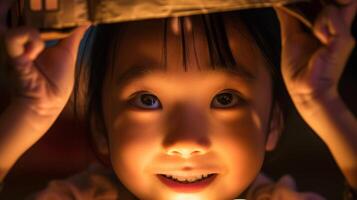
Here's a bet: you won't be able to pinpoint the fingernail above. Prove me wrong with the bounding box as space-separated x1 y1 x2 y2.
318 25 331 45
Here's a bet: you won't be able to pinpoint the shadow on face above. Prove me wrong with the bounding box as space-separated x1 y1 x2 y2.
93 11 281 200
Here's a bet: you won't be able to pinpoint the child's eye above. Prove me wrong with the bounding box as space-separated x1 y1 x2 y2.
211 90 245 109
129 92 162 109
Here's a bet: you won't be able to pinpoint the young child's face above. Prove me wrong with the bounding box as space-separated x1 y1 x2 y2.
101 15 278 200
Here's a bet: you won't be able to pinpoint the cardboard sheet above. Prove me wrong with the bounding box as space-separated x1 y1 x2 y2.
9 0 327 39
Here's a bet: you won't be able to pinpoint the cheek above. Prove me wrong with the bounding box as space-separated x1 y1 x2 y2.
108 111 162 195
225 112 266 168
212 108 267 151
211 109 266 194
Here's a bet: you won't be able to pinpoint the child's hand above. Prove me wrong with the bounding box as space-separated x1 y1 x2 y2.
275 0 357 106
4 25 89 115
248 174 326 200
0 26 89 181
275 1 357 189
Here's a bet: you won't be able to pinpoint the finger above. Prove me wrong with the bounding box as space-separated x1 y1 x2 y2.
56 24 91 59
327 6 355 55
274 6 304 44
271 186 302 200
5 27 41 58
246 174 275 199
25 38 45 60
11 40 45 68
313 5 353 45
39 24 91 90
309 34 355 84
313 8 329 44
340 0 357 28
310 6 355 74
276 175 297 190
5 27 45 70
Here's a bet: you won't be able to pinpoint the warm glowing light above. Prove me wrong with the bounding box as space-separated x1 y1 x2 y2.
45 0 59 10
30 0 42 11
168 193 203 200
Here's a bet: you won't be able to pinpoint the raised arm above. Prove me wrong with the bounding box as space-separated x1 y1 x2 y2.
0 25 89 182
275 0 357 189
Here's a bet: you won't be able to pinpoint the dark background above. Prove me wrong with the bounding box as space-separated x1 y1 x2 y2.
0 10 356 200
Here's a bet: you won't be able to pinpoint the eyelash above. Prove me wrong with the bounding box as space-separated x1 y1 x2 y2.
210 89 246 109
128 90 246 110
128 91 162 110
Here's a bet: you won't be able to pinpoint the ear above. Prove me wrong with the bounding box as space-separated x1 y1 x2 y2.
265 104 284 151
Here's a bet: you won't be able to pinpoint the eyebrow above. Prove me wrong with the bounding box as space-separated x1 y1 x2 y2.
116 63 256 86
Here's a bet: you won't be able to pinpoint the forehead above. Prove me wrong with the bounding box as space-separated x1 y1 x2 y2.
108 13 269 81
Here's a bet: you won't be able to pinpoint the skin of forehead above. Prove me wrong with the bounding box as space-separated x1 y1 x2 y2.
107 14 266 83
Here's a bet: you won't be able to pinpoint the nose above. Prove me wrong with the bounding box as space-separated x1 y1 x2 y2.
166 141 208 158
163 103 211 158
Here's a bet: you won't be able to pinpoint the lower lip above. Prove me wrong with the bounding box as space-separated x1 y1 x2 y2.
157 174 217 193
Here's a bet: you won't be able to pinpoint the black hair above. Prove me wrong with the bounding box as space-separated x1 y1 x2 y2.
74 7 289 167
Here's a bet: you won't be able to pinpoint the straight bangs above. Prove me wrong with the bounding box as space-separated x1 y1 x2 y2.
73 8 286 165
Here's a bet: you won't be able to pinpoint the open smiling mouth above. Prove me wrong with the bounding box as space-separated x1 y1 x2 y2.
157 173 218 193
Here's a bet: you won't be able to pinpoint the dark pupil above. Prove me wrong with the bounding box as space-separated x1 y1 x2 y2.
217 93 233 105
141 95 156 106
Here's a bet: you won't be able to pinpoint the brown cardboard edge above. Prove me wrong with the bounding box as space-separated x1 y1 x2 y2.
40 32 72 41
39 3 318 41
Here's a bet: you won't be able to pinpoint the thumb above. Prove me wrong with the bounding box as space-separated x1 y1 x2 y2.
56 24 91 58
274 7 304 44
33 24 91 91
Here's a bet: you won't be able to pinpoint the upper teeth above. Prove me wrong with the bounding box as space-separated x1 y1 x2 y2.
163 174 212 182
